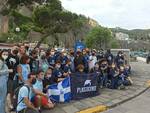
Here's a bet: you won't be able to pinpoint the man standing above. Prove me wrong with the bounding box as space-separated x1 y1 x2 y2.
6 46 19 110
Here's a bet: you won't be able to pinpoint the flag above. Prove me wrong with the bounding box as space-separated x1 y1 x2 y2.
47 77 71 102
70 73 99 100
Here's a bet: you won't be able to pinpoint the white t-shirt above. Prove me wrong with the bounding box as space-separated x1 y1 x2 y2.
17 85 32 112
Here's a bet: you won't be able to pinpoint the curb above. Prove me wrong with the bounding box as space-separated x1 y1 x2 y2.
76 105 107 113
76 81 150 113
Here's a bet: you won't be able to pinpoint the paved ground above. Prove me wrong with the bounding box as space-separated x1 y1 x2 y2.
7 61 150 113
103 88 150 113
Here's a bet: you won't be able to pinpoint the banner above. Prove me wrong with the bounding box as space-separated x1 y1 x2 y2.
74 40 86 51
70 73 99 100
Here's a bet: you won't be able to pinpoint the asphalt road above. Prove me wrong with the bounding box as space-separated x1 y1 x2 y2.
103 88 150 113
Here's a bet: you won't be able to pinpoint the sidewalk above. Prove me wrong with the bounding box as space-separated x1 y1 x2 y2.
7 61 150 113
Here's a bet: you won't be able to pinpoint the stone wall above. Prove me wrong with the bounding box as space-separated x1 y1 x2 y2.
0 0 8 34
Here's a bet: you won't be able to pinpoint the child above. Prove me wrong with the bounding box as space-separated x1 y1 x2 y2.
99 59 109 88
32 70 54 111
43 67 57 93
53 60 64 82
90 62 101 88
118 66 132 90
63 59 72 77
109 63 119 89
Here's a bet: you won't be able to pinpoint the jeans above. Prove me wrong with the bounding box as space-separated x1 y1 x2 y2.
0 75 8 113
100 75 108 87
111 77 118 89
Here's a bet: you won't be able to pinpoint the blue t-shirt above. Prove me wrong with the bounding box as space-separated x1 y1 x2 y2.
63 65 72 73
33 79 43 92
48 55 56 66
20 64 30 81
53 68 63 78
17 85 32 112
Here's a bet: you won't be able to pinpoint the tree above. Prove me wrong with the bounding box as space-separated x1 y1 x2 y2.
3 0 86 45
33 2 85 47
85 26 112 49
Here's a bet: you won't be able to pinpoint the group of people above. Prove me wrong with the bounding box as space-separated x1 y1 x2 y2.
0 43 132 113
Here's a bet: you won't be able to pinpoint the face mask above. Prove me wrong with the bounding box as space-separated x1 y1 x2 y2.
31 78 37 85
77 52 81 55
92 53 95 56
25 46 29 51
2 55 8 60
101 64 107 70
57 65 61 68
70 52 74 55
79 69 84 72
47 74 52 78
41 55 46 59
64 53 67 56
119 54 122 57
51 52 55 55
13 50 18 55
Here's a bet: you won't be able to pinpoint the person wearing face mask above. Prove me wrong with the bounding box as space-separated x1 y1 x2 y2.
68 49 75 72
47 49 56 68
0 50 13 113
108 63 119 89
6 46 20 111
90 62 101 87
63 59 72 77
89 50 98 72
56 50 69 69
117 66 132 90
76 64 85 74
105 49 114 66
17 55 31 84
32 71 54 111
82 49 89 73
74 50 86 72
29 50 39 73
39 51 49 73
16 72 40 113
115 51 125 68
99 58 109 88
53 60 64 82
43 67 57 93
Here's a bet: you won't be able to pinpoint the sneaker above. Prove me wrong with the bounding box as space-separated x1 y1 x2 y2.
38 107 42 113
118 84 125 90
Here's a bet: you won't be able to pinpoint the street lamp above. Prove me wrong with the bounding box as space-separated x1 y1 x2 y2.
15 27 20 32
15 27 21 42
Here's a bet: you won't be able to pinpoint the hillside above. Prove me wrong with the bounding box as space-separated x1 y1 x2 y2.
111 27 150 41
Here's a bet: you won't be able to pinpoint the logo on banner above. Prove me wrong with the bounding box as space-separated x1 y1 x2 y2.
84 80 91 86
77 79 96 94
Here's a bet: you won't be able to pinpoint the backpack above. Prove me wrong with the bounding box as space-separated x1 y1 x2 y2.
12 85 30 112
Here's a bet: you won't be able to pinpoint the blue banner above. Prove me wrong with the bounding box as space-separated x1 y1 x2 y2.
74 40 86 51
70 73 99 100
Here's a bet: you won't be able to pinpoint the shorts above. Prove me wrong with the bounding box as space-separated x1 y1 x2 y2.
32 95 49 107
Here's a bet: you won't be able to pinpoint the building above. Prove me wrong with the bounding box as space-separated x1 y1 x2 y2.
115 32 129 41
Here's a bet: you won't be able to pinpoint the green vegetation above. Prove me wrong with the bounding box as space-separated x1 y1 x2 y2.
85 26 113 49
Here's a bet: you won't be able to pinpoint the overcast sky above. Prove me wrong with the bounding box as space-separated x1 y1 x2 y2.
60 0 150 30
